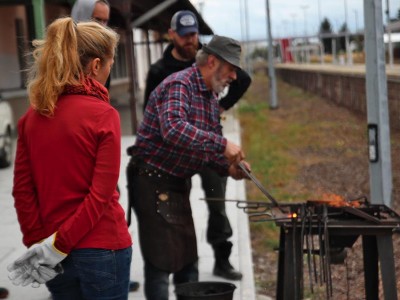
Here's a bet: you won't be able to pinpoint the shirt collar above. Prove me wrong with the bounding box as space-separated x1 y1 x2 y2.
193 63 215 96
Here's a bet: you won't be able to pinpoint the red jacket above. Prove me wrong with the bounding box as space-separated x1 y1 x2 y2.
13 91 132 253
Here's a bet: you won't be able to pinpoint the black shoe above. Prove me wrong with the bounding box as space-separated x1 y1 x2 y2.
129 281 140 292
0 287 9 299
213 263 243 280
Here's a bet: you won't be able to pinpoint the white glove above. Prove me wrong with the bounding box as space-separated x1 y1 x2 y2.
8 263 63 286
7 233 67 286
7 264 36 287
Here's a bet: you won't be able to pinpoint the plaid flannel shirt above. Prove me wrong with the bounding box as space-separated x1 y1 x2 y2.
132 65 229 178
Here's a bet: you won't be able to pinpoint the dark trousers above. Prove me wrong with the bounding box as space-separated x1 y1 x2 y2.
126 157 198 299
198 167 233 248
144 259 198 300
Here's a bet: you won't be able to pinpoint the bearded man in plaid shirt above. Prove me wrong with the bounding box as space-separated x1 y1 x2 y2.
126 35 251 300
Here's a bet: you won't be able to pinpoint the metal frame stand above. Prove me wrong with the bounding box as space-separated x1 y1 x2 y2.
276 226 398 300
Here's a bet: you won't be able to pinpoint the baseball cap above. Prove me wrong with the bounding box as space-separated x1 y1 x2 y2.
170 10 199 36
202 35 242 69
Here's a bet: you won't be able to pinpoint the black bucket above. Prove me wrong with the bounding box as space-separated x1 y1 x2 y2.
175 281 236 300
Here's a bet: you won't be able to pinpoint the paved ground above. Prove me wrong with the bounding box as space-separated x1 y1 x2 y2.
0 112 257 300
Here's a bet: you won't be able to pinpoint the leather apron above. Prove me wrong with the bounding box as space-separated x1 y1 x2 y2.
126 157 197 273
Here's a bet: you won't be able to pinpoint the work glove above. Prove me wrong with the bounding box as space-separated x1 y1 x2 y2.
8 262 63 287
7 233 67 286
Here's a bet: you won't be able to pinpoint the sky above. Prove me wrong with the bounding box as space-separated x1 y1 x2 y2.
190 0 400 41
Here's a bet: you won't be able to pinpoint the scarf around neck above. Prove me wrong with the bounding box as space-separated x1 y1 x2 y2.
63 76 109 103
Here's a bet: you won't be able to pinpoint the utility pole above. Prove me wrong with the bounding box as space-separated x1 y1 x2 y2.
266 0 278 109
317 0 324 64
364 2 396 298
290 13 297 37
244 0 252 74
344 0 353 65
354 9 359 33
300 5 309 63
239 0 252 74
386 0 393 67
300 5 309 37
364 0 392 208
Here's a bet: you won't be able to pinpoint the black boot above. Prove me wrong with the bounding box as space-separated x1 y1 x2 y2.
212 241 242 280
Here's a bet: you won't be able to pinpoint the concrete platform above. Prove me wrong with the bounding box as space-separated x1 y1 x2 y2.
0 112 257 300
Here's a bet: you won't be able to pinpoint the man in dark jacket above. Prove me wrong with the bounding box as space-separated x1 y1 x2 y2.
142 10 251 281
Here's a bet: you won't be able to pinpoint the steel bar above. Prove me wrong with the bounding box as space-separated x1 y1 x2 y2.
318 216 324 285
342 206 381 223
303 208 314 293
238 162 280 207
304 210 314 292
309 211 318 284
323 206 333 299
292 219 299 299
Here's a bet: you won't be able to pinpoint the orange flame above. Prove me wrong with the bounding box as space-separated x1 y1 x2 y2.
321 193 345 202
318 193 360 207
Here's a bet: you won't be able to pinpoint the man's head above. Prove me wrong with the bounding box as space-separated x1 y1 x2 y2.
92 1 110 25
71 0 110 26
196 35 242 93
202 35 242 70
169 10 199 61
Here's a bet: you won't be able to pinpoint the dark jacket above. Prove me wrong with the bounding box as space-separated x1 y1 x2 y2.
143 43 252 111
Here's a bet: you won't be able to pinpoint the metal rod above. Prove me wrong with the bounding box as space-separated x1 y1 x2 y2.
238 162 280 207
292 216 299 299
323 205 333 299
318 216 324 285
309 211 318 284
304 209 314 293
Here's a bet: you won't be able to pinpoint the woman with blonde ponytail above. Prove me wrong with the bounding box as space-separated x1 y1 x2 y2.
8 17 132 300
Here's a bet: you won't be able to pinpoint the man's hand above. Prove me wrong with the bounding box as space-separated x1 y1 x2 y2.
224 140 245 164
228 160 251 180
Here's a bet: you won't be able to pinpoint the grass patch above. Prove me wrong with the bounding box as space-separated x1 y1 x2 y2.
237 73 340 251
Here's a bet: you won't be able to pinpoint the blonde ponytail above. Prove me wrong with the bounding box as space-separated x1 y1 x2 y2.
27 17 119 116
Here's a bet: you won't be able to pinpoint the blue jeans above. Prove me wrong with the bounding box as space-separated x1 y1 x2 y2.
144 259 198 300
46 247 132 300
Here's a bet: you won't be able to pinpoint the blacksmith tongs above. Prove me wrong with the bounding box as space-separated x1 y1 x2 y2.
238 161 282 210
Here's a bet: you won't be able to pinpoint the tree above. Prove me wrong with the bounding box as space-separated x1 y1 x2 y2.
251 47 268 60
338 23 349 52
319 17 333 53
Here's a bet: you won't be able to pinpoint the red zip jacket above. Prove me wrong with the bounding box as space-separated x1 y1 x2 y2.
13 86 132 253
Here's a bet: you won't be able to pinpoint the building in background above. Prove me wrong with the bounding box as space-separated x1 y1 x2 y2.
0 0 212 134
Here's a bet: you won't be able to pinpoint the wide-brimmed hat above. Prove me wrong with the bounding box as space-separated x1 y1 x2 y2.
202 35 242 69
170 10 199 36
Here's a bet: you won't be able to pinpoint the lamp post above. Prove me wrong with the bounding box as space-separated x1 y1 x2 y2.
344 0 352 65
300 5 309 63
290 13 297 37
266 0 278 109
239 0 252 74
317 0 321 33
354 9 359 33
300 5 309 37
386 0 393 67
282 19 289 38
317 0 324 64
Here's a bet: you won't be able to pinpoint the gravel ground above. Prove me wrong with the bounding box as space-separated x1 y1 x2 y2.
247 78 400 300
